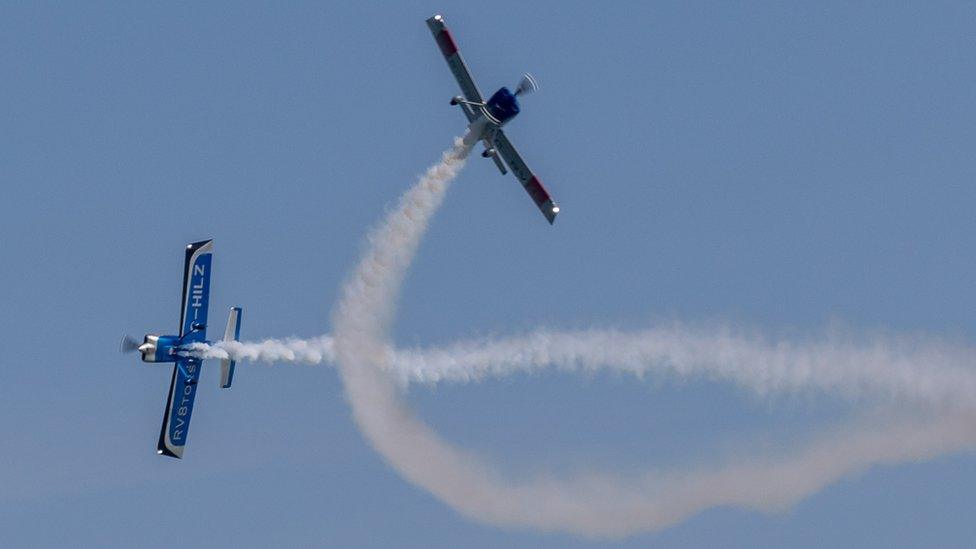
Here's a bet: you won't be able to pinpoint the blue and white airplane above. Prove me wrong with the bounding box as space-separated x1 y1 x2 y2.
426 14 560 224
121 239 242 458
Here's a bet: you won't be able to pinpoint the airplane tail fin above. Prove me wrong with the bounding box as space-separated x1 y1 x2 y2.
219 307 242 389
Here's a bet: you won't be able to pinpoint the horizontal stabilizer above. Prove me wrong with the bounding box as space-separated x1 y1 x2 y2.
219 307 242 389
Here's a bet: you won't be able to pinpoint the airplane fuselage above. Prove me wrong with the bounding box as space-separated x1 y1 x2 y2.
138 332 211 363
139 334 181 362
462 86 521 148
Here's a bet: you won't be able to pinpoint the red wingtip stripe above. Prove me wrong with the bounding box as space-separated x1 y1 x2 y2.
435 29 459 57
525 176 552 208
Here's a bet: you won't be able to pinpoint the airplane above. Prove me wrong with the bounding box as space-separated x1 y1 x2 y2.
426 14 560 224
121 239 242 458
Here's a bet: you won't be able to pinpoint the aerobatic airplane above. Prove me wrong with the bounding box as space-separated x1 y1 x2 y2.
426 14 560 224
121 239 242 458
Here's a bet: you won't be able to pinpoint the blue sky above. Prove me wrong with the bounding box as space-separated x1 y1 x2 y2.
2 2 975 547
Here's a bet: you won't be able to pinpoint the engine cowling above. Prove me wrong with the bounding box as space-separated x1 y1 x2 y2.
484 87 520 125
139 334 180 363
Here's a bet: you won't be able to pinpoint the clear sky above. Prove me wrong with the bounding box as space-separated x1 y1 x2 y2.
2 1 975 547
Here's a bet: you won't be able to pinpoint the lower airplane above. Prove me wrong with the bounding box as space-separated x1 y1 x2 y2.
121 239 242 458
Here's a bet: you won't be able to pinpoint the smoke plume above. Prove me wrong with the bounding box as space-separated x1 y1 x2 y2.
192 139 976 538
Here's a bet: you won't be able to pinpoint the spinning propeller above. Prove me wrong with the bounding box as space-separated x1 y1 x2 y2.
514 73 539 97
120 334 141 354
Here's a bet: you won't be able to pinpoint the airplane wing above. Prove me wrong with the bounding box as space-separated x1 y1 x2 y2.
426 15 484 113
157 357 202 458
158 239 213 458
179 240 213 339
491 130 560 224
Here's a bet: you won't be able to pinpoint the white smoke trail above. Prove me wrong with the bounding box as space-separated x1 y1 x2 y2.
190 326 976 410
191 140 976 538
393 326 976 409
185 336 335 365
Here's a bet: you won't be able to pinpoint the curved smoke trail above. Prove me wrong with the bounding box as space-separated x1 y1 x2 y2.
193 140 976 538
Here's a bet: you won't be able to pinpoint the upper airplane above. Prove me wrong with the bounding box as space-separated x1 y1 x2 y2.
121 239 242 458
426 14 560 224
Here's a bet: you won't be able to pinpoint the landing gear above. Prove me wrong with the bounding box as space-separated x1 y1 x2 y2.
482 148 497 158
450 95 463 106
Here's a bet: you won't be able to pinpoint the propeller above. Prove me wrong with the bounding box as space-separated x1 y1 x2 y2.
120 334 141 354
514 73 539 97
